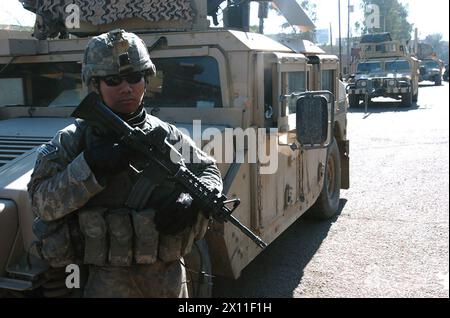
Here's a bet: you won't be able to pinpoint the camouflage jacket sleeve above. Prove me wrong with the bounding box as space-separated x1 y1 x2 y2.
28 121 105 221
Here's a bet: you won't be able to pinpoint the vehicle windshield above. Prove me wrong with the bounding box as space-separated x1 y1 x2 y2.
145 56 222 108
0 62 82 107
0 56 223 108
357 62 382 73
385 60 410 72
420 60 440 69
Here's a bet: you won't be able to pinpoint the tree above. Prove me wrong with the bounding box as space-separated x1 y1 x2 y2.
357 0 413 41
423 33 449 64
249 25 260 33
299 0 317 22
273 0 317 41
424 33 443 51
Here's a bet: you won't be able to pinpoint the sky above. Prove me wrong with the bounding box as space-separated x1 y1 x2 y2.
252 0 450 41
0 0 449 41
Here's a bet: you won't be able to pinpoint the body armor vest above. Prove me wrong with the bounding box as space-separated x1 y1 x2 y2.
35 112 198 268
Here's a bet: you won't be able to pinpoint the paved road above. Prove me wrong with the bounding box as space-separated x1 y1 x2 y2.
213 82 449 298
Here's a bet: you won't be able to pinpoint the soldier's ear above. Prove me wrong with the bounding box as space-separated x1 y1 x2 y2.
144 73 151 85
144 76 149 96
89 78 100 94
94 78 101 91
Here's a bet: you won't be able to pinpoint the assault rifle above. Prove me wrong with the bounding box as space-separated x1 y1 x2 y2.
72 92 267 249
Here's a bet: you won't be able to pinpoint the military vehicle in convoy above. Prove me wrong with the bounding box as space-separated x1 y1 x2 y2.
417 43 443 86
444 64 449 82
347 33 419 108
0 0 349 297
419 59 443 86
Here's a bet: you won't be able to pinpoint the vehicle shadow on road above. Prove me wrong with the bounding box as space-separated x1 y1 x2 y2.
348 102 420 114
212 199 347 298
418 83 441 88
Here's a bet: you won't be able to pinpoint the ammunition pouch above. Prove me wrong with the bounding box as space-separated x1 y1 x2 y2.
132 209 159 264
107 209 133 267
78 207 108 266
75 206 196 266
32 216 78 268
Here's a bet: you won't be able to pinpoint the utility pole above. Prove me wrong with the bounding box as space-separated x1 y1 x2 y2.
258 2 269 34
347 0 352 77
338 0 342 78
330 22 333 50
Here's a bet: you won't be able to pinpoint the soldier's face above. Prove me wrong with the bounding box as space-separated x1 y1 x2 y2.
99 75 145 115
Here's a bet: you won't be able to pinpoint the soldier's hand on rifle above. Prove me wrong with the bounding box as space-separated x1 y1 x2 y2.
155 192 199 235
84 140 131 183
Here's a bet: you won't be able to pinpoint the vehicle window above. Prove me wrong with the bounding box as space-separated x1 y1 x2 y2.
145 56 223 108
385 60 410 72
375 44 386 53
363 45 373 52
0 56 223 109
357 62 382 73
0 62 82 107
322 70 335 94
286 71 306 114
421 60 440 69
0 78 25 106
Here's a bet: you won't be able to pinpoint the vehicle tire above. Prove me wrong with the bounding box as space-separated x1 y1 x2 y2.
184 239 212 298
435 76 442 86
348 95 359 108
305 138 341 220
401 90 413 107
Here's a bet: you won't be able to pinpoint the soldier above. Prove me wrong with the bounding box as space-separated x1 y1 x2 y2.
27 29 223 298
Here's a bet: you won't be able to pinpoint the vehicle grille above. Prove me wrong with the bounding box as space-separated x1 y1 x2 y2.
371 78 383 89
0 136 50 168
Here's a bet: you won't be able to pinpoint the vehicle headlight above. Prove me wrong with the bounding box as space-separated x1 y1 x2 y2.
358 80 367 88
388 80 396 87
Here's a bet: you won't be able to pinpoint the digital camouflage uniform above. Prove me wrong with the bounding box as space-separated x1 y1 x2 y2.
28 107 222 298
27 29 223 298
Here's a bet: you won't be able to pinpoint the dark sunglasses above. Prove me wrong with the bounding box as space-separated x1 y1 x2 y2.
101 72 145 87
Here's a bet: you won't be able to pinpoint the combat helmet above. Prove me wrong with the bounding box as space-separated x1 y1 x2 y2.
82 29 156 85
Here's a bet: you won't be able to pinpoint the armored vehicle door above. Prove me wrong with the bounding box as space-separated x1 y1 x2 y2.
254 52 328 235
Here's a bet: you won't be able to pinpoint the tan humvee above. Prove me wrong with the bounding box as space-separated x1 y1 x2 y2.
0 0 350 297
417 43 444 86
347 33 419 108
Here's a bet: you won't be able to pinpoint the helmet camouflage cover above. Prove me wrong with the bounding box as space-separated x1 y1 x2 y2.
82 29 156 85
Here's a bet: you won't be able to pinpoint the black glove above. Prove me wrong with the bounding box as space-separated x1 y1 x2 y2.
154 192 199 236
84 140 131 183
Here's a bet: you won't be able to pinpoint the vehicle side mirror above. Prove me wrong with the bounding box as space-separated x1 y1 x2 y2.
295 92 334 149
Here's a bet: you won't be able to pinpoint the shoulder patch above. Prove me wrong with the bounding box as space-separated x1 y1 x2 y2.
37 144 58 157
